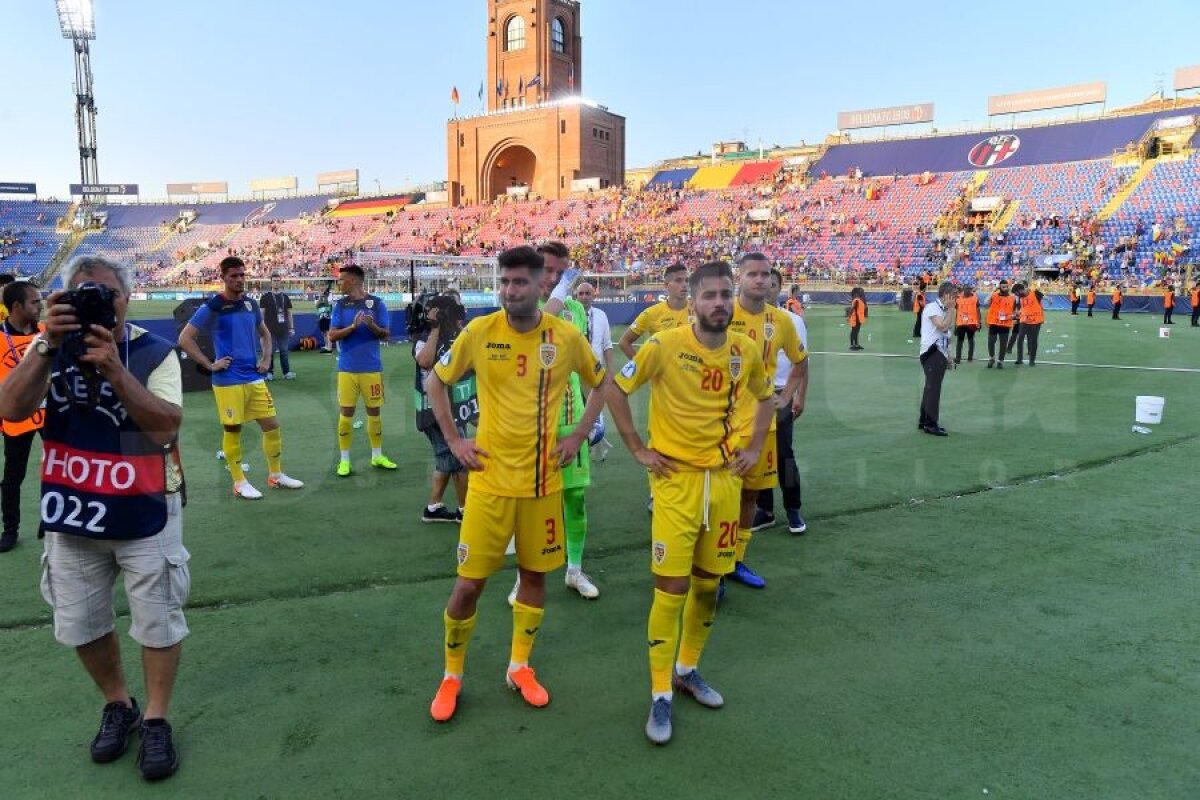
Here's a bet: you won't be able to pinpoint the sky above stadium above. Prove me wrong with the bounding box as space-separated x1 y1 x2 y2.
4 0 1199 200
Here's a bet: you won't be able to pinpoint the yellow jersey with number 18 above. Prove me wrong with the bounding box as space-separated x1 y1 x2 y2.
434 310 606 498
614 325 772 471
729 301 806 434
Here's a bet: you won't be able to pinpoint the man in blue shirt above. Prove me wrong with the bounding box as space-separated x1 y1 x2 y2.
327 265 396 476
178 257 304 499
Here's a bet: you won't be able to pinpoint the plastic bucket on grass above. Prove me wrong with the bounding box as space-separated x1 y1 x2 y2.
1135 396 1165 425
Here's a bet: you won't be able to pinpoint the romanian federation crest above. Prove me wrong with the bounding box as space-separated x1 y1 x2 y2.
539 343 557 368
729 355 742 380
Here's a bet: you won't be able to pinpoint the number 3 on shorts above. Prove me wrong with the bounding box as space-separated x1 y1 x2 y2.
545 518 557 545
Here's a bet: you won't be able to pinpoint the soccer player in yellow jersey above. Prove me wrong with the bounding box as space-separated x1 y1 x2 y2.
617 262 690 359
608 260 776 745
726 253 807 590
426 246 609 723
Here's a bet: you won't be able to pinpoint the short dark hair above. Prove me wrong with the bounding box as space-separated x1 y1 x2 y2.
535 240 569 260
0 274 15 287
2 281 35 311
689 260 734 293
769 267 783 286
664 262 687 280
938 281 959 299
219 256 245 275
340 264 365 280
497 245 545 274
738 252 770 266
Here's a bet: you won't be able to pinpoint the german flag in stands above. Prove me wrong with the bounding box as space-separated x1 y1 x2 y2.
328 196 414 219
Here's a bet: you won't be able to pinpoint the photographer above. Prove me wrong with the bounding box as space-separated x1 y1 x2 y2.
413 294 472 523
0 257 187 781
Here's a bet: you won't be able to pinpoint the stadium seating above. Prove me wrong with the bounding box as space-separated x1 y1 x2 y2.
13 105 1200 290
0 201 68 277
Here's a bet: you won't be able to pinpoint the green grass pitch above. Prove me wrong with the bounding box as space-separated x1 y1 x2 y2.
0 307 1196 798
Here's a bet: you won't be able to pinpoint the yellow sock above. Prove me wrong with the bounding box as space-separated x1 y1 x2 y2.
337 415 353 453
222 430 245 483
510 601 544 667
443 610 477 677
367 415 383 452
647 589 686 696
677 576 721 670
262 427 283 474
735 525 752 563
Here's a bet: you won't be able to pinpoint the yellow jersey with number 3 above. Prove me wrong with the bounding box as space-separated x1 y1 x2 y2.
434 310 605 498
729 302 806 433
628 300 691 338
615 326 772 470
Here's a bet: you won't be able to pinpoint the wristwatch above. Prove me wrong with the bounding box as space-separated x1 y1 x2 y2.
34 336 58 358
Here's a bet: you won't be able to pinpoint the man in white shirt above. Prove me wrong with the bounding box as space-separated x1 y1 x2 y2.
574 282 614 374
753 269 810 534
919 282 958 437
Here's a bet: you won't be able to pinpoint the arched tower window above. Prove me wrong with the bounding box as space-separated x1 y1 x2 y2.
552 17 566 53
505 16 526 51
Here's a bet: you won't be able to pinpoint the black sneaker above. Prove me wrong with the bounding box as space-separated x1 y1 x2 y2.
137 718 179 781
455 508 464 523
0 530 17 553
422 504 458 523
90 698 142 763
750 509 775 532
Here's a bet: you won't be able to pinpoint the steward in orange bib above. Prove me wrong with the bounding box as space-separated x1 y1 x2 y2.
912 284 926 338
985 280 1015 369
1069 284 1080 315
0 281 45 552
1086 286 1096 317
1163 285 1175 325
1111 286 1123 320
1190 284 1200 327
848 287 867 350
1013 283 1044 367
954 285 980 364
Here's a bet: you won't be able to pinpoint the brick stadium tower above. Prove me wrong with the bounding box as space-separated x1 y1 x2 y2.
447 0 626 206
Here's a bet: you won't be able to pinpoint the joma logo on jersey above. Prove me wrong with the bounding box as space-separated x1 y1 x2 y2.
677 352 702 364
485 342 512 350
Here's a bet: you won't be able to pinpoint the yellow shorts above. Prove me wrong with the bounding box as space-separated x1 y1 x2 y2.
212 381 275 426
337 372 384 408
649 469 741 577
737 431 778 491
456 490 565 579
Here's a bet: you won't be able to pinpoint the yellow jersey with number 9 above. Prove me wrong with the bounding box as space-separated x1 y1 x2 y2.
729 302 806 433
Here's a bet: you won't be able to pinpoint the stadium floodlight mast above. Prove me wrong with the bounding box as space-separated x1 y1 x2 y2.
55 0 100 190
